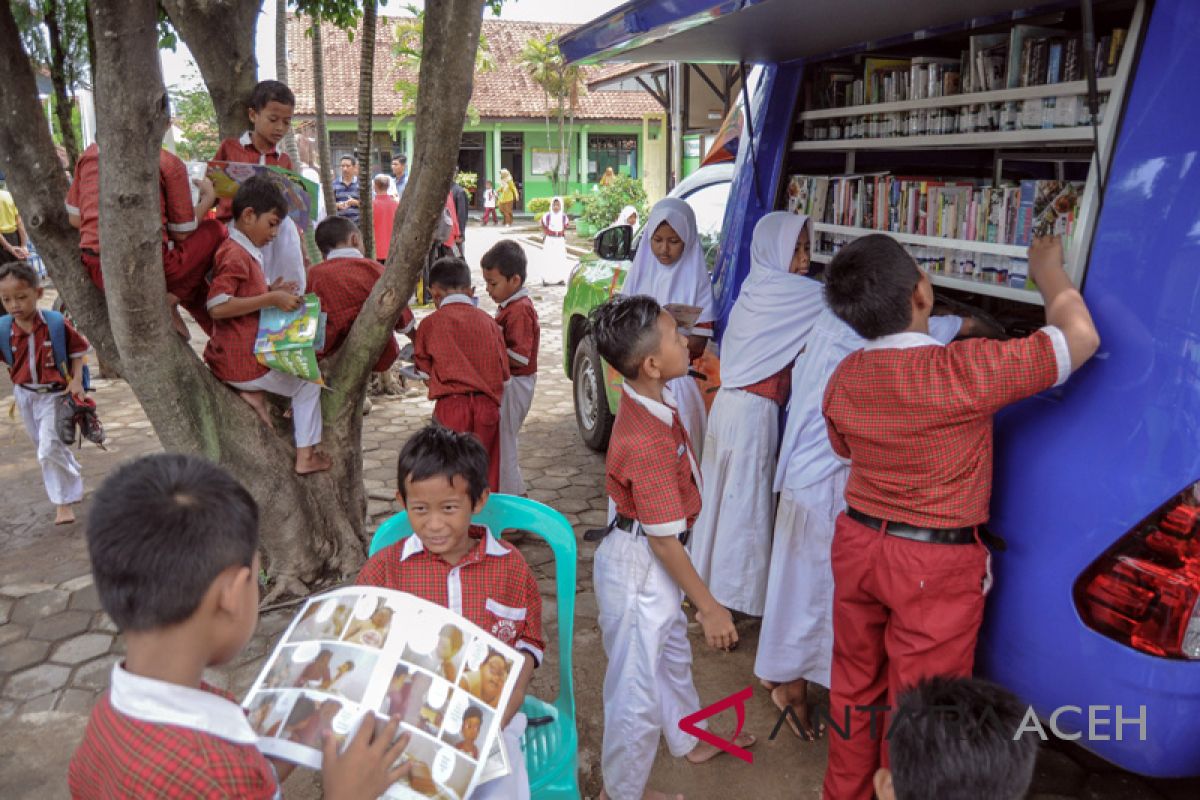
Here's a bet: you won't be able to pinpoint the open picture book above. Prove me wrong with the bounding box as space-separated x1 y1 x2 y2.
242 586 522 799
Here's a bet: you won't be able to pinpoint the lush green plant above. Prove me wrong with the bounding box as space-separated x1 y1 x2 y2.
170 76 221 162
455 170 478 201
527 197 550 216
581 175 647 230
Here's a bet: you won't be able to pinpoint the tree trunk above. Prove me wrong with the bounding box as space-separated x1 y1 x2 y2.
0 2 120 373
328 0 484 399
160 0 259 141
312 17 337 217
44 0 79 171
276 0 302 169
356 0 378 259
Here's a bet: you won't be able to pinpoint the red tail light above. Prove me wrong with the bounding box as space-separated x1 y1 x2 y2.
1075 483 1200 659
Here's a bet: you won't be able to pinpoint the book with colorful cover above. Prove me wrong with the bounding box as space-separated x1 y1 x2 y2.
254 293 327 385
206 161 319 232
1031 181 1083 239
242 585 524 799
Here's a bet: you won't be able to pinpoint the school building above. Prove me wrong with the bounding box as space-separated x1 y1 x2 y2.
286 16 665 211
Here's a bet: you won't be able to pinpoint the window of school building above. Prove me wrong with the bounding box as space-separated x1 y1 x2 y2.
588 135 639 181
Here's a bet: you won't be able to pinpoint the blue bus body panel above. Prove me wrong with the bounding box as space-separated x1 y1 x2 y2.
979 0 1200 777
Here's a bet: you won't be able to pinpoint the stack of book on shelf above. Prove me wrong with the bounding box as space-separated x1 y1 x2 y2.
801 23 1127 143
785 174 1083 289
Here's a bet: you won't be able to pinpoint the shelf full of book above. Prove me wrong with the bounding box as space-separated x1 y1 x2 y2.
782 0 1145 306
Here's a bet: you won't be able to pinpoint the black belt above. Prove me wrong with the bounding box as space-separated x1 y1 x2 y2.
17 384 65 395
847 506 983 546
584 514 691 546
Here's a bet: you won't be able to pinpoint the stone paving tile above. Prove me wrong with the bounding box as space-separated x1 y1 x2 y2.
28 610 93 642
67 585 102 612
9 590 70 626
4 663 71 701
0 638 49 672
0 597 11 625
50 633 114 666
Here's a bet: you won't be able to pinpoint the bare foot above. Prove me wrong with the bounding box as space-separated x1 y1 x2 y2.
237 390 275 429
295 449 332 475
55 505 76 525
769 682 822 741
685 731 757 764
599 790 683 800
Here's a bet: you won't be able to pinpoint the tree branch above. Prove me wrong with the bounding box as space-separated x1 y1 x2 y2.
356 0 378 259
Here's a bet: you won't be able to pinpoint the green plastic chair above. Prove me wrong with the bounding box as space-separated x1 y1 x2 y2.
369 494 581 799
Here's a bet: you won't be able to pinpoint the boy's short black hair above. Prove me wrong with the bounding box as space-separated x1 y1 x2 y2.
393 154 407 165
248 79 295 111
0 260 41 289
824 234 922 340
480 240 527 282
428 257 471 291
889 677 1038 800
396 425 489 505
463 706 483 724
340 154 356 165
233 174 289 222
86 453 259 632
588 294 664 380
315 216 359 258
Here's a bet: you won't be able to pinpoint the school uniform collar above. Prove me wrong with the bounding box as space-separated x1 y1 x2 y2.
621 382 678 428
439 293 474 308
228 228 264 265
326 247 364 260
498 287 530 309
863 330 944 351
239 130 281 158
109 662 259 745
398 525 508 562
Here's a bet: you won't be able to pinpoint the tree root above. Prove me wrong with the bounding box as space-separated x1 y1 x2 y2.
261 572 311 605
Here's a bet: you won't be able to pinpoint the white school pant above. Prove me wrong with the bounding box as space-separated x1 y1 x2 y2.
14 386 84 506
471 713 530 800
229 371 323 448
666 374 707 460
261 218 306 292
594 525 705 800
689 387 779 616
753 472 848 689
498 374 536 496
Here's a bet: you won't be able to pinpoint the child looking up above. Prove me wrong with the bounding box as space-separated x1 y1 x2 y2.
357 425 544 800
587 294 754 800
481 239 540 496
618 197 715 456
204 175 330 475
69 453 412 799
689 212 824 619
820 235 1098 798
0 261 88 525
412 258 509 490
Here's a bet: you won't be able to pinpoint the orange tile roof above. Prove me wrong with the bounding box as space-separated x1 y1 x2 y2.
286 15 662 121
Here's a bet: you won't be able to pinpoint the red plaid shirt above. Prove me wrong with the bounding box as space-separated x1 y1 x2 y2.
357 525 545 663
213 133 293 222
203 231 270 383
308 248 414 373
66 145 197 252
69 666 277 799
741 365 792 406
495 289 540 377
607 384 702 536
413 296 509 405
4 311 89 387
823 328 1068 528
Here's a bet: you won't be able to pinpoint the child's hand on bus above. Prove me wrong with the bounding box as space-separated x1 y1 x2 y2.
1028 235 1065 283
270 291 303 312
696 603 738 651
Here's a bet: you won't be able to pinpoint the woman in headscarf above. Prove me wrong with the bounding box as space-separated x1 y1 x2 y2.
756 264 966 740
614 205 639 229
618 197 714 454
689 212 824 623
497 168 519 226
537 196 571 286
599 166 616 187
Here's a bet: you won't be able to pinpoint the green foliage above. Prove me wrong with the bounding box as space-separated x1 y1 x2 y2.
528 193 584 218
581 175 647 230
519 32 586 194
293 0 366 32
454 170 478 199
169 78 221 161
14 0 91 88
390 5 492 125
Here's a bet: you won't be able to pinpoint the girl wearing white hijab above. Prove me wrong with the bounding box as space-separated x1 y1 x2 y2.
614 204 639 228
756 280 965 740
689 212 824 620
618 197 715 455
537 196 570 286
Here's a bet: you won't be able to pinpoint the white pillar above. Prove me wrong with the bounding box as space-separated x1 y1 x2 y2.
579 127 589 186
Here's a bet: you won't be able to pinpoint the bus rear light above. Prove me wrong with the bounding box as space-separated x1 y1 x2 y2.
1075 483 1200 660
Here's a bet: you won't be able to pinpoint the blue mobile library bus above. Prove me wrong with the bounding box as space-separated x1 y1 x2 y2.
562 0 1200 778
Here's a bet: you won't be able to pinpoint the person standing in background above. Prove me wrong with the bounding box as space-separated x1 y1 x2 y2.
0 173 31 260
450 168 469 247
497 168 519 227
333 155 360 224
390 154 408 200
372 175 398 263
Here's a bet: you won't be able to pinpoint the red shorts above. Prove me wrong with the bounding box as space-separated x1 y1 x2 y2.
433 394 501 491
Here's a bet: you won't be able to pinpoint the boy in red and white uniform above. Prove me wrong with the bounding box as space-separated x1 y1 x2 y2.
819 235 1100 799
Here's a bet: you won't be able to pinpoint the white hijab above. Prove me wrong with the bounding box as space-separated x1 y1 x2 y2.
719 212 825 388
620 197 715 325
615 205 639 228
543 196 567 233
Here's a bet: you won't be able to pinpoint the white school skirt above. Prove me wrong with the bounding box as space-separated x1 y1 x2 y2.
754 470 848 688
535 235 571 284
666 374 707 461
688 387 779 616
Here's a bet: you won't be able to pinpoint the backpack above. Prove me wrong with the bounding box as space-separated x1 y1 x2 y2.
0 310 92 391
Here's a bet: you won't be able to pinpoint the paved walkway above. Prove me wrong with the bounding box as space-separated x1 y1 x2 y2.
1 225 1197 799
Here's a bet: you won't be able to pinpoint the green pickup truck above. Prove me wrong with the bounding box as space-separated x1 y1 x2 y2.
561 164 734 450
